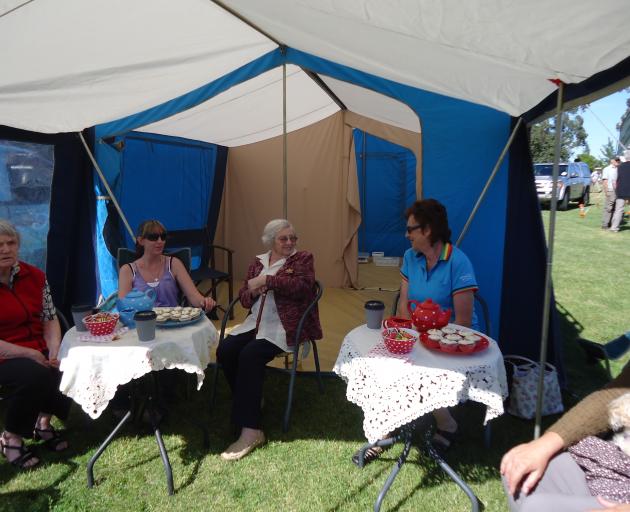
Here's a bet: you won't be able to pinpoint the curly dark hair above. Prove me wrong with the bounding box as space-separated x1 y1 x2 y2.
404 199 451 245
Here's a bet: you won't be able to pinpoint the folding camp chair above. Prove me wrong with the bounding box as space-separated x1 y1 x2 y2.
210 280 324 432
578 333 630 381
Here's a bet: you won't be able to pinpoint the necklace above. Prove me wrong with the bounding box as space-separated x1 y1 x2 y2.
140 256 163 283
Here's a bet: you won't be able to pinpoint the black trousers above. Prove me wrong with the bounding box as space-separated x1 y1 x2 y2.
0 358 72 437
216 330 283 429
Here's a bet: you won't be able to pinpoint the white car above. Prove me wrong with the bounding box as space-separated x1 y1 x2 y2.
534 162 591 211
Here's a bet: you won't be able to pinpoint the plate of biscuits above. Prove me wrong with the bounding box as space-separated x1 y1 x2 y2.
153 306 204 328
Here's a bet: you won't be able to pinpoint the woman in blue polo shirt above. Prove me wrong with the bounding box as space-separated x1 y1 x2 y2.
398 199 478 329
400 199 478 451
353 199 478 466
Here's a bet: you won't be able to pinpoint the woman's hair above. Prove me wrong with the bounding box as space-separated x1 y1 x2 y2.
135 219 167 256
0 219 20 245
404 199 451 245
261 219 294 247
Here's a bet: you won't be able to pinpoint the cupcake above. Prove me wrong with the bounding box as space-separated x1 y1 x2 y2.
441 327 456 335
458 337 476 353
445 334 462 342
156 315 167 323
456 328 471 337
425 333 442 348
464 334 481 343
439 337 458 353
427 328 442 336
179 314 191 322
190 308 201 318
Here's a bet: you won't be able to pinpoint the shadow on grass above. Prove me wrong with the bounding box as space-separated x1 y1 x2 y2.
555 300 610 400
325 464 391 512
0 458 79 511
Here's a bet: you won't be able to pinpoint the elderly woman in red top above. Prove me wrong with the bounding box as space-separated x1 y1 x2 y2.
216 219 322 461
0 220 71 469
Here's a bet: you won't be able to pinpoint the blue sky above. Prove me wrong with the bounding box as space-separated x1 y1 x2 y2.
580 89 629 159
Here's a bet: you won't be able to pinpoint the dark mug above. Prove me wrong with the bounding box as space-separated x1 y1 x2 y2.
364 300 385 329
71 304 93 332
134 310 157 342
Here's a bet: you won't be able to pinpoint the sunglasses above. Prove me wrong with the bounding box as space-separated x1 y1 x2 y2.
405 225 422 234
277 235 298 243
145 232 167 241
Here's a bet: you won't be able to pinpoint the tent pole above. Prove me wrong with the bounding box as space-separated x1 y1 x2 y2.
534 82 564 439
77 132 135 240
456 117 523 247
283 61 288 218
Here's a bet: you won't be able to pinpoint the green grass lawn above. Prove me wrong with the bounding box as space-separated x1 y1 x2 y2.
1 192 628 512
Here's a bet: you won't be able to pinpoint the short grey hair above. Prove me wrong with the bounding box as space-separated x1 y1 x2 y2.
0 219 20 244
261 219 294 247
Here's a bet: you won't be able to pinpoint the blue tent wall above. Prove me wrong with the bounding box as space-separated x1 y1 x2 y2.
93 132 225 299
354 131 417 256
0 126 97 317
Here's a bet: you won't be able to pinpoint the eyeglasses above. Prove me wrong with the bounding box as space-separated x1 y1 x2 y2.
405 225 422 234
145 232 167 241
277 235 298 243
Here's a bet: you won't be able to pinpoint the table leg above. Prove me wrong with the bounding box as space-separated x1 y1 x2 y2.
87 410 132 488
152 421 174 496
374 430 413 512
423 433 481 512
364 419 481 512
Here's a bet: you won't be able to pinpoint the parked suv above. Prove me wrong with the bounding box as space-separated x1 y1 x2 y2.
534 162 591 210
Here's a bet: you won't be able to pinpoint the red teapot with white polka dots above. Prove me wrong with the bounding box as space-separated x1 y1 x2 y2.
407 298 451 332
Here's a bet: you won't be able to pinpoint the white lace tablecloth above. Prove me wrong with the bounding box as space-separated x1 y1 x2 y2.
333 324 508 443
58 316 219 419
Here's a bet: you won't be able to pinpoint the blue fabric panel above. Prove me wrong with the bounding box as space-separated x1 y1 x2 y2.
93 139 123 300
120 133 218 266
287 48 509 335
97 50 283 139
354 130 416 256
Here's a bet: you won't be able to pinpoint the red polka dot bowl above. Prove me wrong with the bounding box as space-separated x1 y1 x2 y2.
83 312 119 337
382 327 419 354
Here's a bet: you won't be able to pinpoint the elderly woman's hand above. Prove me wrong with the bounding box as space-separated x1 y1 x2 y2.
248 275 267 293
25 347 51 367
500 431 564 497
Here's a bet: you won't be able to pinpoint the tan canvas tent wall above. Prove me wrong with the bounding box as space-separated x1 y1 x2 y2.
215 110 422 288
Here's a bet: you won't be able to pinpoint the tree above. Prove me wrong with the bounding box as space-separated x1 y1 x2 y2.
529 110 589 163
576 153 602 171
600 138 617 161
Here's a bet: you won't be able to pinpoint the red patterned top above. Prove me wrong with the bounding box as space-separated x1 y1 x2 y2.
239 251 322 346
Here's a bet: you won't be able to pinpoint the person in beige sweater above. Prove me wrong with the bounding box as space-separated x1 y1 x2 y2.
501 362 630 512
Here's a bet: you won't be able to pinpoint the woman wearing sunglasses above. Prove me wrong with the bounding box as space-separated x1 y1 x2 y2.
353 199 479 465
118 220 215 310
216 219 322 461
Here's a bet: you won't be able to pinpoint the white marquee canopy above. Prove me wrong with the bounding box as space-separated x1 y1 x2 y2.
1 0 628 141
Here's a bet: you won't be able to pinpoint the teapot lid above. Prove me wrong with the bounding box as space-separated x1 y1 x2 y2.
419 298 440 310
125 288 145 298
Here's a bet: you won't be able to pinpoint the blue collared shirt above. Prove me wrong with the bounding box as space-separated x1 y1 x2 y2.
400 243 478 329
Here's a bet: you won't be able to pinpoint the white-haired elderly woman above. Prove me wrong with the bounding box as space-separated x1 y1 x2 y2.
216 219 322 461
0 220 72 470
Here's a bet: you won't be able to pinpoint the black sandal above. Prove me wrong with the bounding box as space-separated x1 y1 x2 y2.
432 428 457 451
33 427 68 452
1 439 40 469
352 445 389 467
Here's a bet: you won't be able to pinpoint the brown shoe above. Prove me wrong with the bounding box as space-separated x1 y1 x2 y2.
220 432 266 461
